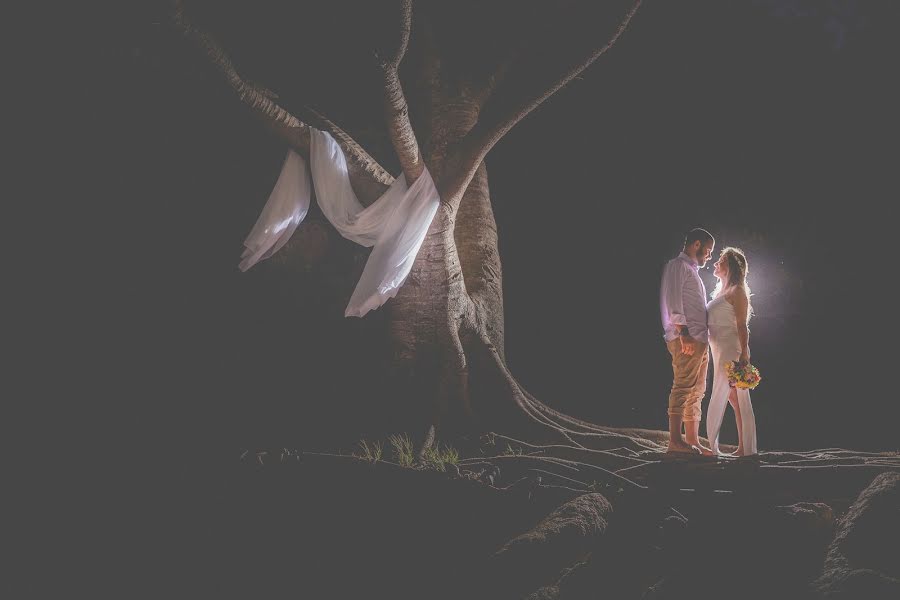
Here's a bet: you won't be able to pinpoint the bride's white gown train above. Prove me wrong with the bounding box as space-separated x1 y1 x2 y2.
705 295 757 455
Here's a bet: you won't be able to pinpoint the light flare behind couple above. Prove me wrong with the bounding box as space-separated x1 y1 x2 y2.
661 228 757 457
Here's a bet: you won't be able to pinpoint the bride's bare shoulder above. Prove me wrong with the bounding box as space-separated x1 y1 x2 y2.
730 286 749 306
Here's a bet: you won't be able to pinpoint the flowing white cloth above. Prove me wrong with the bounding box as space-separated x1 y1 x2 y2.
238 149 311 272
705 295 758 455
239 128 440 318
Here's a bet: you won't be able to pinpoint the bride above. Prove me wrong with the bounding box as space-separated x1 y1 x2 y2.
705 247 758 456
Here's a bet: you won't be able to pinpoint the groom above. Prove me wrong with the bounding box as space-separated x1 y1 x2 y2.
660 228 715 454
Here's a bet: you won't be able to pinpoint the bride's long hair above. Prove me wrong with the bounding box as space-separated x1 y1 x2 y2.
712 246 753 322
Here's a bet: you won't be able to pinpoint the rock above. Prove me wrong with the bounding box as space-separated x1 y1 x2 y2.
486 493 612 598
648 497 835 599
770 502 836 580
521 559 597 600
814 569 898 599
813 472 900 598
522 585 560 600
775 502 834 531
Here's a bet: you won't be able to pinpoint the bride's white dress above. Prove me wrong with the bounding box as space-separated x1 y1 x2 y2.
705 295 758 455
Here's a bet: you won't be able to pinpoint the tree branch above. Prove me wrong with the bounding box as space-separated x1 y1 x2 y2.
171 0 393 199
444 0 643 202
379 0 413 69
375 0 424 183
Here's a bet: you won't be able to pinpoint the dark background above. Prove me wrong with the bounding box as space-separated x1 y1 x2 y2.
32 0 899 473
491 0 899 452
10 2 899 595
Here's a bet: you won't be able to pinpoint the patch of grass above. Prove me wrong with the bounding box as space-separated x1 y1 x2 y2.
363 433 460 471
422 443 460 472
444 445 460 465
503 443 524 457
389 433 415 468
355 439 383 463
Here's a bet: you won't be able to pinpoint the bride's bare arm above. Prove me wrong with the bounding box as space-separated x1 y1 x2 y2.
733 288 751 363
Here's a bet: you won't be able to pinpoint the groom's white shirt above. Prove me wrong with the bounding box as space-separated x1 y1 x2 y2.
660 252 709 344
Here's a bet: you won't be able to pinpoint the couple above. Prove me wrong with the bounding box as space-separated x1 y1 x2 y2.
660 228 757 457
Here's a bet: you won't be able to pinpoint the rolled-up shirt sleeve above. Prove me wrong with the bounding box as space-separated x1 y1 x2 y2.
666 269 687 326
660 254 709 343
662 263 687 325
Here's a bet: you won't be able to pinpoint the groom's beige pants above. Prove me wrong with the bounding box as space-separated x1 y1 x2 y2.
666 339 709 422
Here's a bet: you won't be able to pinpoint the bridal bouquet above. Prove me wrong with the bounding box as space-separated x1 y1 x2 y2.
725 361 762 390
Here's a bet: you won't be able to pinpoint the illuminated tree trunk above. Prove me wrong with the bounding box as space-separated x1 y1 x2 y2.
172 0 667 453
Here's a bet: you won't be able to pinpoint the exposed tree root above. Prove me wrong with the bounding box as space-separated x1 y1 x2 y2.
463 332 669 454
436 332 900 505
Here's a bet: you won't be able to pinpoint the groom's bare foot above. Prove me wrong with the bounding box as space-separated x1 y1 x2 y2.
686 438 715 456
666 441 700 455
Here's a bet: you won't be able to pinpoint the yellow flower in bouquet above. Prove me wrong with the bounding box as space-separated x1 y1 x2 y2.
724 361 762 390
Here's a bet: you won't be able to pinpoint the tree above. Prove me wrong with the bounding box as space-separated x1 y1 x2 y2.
171 0 664 455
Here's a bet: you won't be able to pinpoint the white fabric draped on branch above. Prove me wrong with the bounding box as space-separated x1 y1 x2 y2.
239 128 440 318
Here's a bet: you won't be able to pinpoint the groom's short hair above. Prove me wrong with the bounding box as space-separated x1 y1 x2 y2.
684 228 714 248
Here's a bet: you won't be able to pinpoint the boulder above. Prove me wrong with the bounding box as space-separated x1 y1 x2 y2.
813 472 900 598
487 493 612 598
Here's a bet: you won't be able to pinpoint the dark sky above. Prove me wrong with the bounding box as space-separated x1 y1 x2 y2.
487 0 899 450
42 0 899 460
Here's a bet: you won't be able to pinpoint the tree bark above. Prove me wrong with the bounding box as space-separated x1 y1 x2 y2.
171 0 656 452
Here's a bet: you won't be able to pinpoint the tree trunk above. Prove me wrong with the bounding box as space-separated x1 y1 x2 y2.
169 0 666 453
384 90 487 445
382 84 663 454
